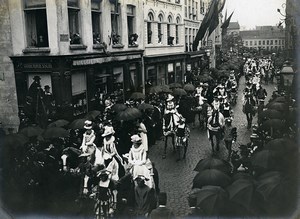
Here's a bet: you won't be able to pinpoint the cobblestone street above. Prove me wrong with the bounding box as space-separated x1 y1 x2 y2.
148 76 276 217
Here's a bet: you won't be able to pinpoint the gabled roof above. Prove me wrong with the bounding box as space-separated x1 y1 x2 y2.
228 22 240 30
240 28 285 39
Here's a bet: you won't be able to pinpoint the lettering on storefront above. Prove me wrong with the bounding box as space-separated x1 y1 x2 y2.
23 63 52 69
73 55 141 66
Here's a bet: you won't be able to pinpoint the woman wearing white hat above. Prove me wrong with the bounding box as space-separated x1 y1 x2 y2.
80 120 96 153
128 134 152 188
101 125 124 181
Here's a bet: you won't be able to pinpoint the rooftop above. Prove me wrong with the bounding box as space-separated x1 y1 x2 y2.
228 22 240 30
240 28 285 39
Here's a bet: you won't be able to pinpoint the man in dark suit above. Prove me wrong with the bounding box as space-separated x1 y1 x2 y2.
149 192 174 219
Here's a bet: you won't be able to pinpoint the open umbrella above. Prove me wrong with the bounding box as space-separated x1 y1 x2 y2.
43 127 69 139
84 110 101 120
138 103 154 111
267 102 288 111
116 107 142 121
196 74 213 82
48 119 69 128
194 185 229 215
232 172 254 181
149 86 163 94
111 103 127 113
257 119 285 134
183 84 195 92
272 96 287 103
158 85 172 93
168 82 182 89
258 109 284 120
130 92 145 100
265 138 297 154
194 157 231 174
193 169 231 189
69 119 86 130
251 150 280 170
257 171 297 214
3 133 29 149
20 126 44 137
227 178 259 211
173 88 187 96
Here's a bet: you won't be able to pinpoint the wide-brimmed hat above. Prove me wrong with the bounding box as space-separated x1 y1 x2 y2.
44 85 50 89
134 174 149 181
131 134 142 144
203 83 209 87
33 76 41 81
84 120 93 129
102 126 115 137
166 94 174 102
105 99 113 107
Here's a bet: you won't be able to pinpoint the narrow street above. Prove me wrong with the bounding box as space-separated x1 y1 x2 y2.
148 76 276 217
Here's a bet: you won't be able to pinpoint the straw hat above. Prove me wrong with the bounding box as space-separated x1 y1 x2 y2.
166 94 174 102
84 120 93 129
101 126 115 137
131 134 142 144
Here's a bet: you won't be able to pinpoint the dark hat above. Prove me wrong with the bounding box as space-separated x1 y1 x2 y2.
158 192 167 205
33 76 41 81
44 85 50 89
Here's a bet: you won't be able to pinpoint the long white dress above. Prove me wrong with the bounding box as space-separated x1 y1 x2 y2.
138 122 148 152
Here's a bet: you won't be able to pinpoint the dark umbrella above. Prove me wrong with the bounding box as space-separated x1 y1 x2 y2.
138 103 154 111
43 127 69 139
257 171 290 201
232 172 254 181
149 86 163 94
194 185 229 215
69 119 86 130
84 110 101 120
196 74 213 82
267 102 288 111
272 96 287 103
48 119 69 128
168 83 182 89
183 84 195 92
159 85 172 93
193 169 231 189
130 92 145 100
265 138 297 154
3 133 29 149
251 149 279 170
111 103 127 113
116 107 142 121
259 109 283 120
173 88 187 96
20 126 44 137
227 178 259 211
194 157 231 174
257 119 285 134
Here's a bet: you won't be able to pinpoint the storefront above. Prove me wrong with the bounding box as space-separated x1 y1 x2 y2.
144 54 186 86
11 50 143 121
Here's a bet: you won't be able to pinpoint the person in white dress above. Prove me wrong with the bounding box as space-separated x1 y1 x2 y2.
136 119 148 152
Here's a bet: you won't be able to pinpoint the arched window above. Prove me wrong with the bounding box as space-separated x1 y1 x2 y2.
158 14 163 43
167 15 173 45
147 12 154 44
175 17 180 44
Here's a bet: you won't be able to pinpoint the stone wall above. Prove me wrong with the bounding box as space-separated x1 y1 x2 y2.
0 0 19 133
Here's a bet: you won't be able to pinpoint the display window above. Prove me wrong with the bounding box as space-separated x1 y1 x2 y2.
71 72 87 116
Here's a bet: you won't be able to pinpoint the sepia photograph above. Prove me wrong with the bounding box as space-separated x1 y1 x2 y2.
0 0 299 218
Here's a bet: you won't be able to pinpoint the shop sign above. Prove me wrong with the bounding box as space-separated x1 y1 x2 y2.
23 63 52 69
73 55 141 66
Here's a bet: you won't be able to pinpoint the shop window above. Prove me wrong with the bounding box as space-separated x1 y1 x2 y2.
27 73 52 93
111 3 121 45
147 12 154 44
24 0 49 47
71 72 87 116
175 17 180 44
68 0 81 44
263 40 265 45
175 62 182 83
127 5 137 46
158 14 164 44
275 40 277 45
147 66 157 85
91 0 101 44
267 40 269 45
259 41 261 45
168 63 175 84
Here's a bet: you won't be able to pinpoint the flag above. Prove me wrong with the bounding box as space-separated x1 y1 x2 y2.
218 0 226 13
208 0 220 36
193 0 218 51
221 11 234 29
223 9 227 23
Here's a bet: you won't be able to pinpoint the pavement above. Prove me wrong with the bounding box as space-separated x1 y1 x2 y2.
148 76 277 217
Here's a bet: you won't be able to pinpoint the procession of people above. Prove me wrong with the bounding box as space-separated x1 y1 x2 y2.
1 54 298 218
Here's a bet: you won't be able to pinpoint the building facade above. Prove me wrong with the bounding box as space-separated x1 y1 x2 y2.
227 22 240 36
285 0 298 59
8 0 144 126
240 26 285 52
143 0 185 86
